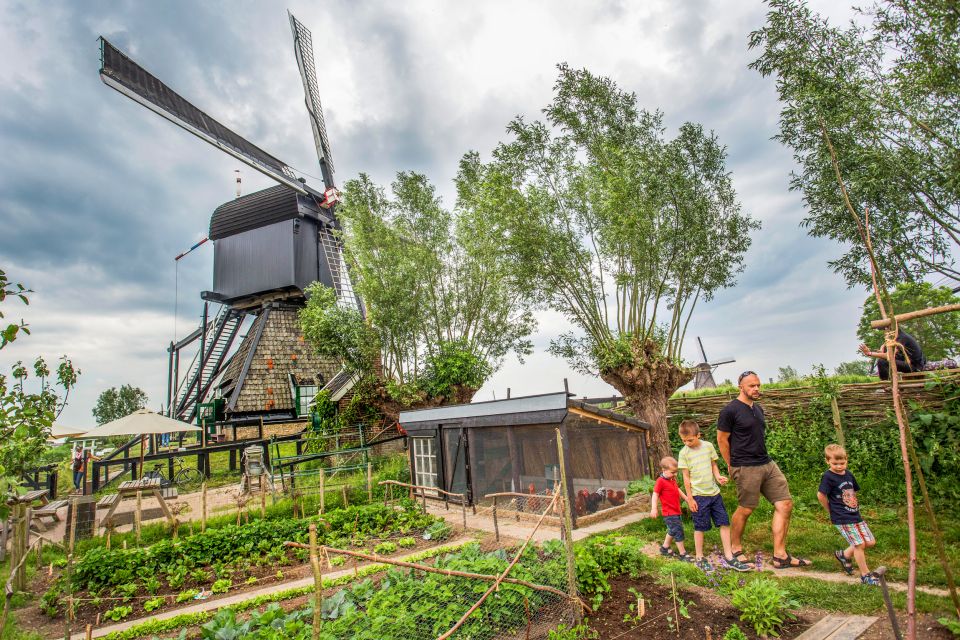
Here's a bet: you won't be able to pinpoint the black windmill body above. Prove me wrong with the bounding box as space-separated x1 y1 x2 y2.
99 13 360 428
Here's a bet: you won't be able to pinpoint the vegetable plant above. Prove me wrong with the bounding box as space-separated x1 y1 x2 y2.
731 577 798 637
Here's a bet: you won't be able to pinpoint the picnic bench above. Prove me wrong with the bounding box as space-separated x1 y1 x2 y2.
7 489 57 532
31 499 70 528
99 477 175 530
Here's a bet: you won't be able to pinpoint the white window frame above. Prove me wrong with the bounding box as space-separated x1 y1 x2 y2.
412 436 439 494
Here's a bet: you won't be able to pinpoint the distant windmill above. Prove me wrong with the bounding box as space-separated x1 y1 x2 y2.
692 337 736 389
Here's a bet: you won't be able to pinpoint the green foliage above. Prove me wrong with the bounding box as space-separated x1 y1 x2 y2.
103 605 133 622
397 536 416 548
422 520 452 541
750 0 960 286
723 624 749 640
858 282 960 360
143 597 164 612
574 546 610 609
0 270 79 493
420 340 492 399
300 284 380 377
939 616 960 636
731 577 798 637
548 623 598 640
834 360 872 377
176 589 199 603
372 541 397 555
777 366 800 383
335 170 534 394
93 384 148 425
626 477 655 496
211 579 231 594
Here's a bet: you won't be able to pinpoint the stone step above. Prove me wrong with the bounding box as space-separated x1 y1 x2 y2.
794 615 879 640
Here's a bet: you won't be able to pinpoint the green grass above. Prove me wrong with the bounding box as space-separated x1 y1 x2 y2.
620 485 960 589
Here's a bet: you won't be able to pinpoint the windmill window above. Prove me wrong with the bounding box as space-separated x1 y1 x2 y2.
295 385 319 417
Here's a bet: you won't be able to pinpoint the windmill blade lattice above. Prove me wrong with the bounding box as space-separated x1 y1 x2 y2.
289 11 336 189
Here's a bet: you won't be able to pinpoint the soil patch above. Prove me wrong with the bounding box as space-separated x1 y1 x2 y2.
584 575 812 639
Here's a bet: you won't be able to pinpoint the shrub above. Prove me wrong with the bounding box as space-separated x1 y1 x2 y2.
626 477 655 496
731 577 798 637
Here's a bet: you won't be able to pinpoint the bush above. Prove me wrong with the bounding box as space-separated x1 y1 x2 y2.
626 477 655 496
731 577 798 637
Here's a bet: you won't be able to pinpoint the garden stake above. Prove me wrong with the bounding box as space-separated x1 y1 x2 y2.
671 574 680 638
367 462 372 502
830 397 845 447
319 470 325 514
135 491 142 546
201 481 207 532
704 626 712 640
342 484 348 508
875 566 903 640
823 124 919 637
461 499 467 532
85 623 92 640
556 429 581 624
492 499 499 542
309 524 322 640
260 490 266 519
524 595 531 640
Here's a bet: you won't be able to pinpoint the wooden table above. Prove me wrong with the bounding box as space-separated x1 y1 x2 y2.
100 477 175 529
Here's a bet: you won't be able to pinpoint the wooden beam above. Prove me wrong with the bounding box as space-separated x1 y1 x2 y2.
567 406 646 433
870 303 960 329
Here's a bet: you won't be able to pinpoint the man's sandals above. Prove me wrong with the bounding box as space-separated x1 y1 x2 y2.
771 552 811 569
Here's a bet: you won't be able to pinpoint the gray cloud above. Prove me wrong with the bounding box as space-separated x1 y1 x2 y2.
0 0 871 422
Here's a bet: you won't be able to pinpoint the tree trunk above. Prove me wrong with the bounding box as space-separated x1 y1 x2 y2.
600 340 692 465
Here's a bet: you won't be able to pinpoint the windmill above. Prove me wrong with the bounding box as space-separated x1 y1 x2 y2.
692 337 736 389
99 13 361 431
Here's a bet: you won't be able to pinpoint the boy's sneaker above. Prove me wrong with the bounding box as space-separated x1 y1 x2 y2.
659 545 675 557
723 556 752 572
694 557 711 571
860 572 881 586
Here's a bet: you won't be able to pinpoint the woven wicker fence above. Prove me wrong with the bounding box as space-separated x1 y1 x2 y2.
667 370 960 428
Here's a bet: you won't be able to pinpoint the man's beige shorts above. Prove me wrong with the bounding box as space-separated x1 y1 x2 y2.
730 461 791 509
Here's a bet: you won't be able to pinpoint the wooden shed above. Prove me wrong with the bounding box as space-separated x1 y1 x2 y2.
398 392 652 526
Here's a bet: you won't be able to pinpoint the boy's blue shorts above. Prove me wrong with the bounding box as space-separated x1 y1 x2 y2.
692 494 730 532
663 515 685 541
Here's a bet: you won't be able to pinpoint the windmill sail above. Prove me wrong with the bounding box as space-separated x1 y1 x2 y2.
98 37 308 195
288 11 335 189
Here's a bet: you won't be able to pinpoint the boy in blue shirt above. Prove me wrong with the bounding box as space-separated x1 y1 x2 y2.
817 444 879 585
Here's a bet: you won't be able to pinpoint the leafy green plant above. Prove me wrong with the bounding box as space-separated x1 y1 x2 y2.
143 597 165 612
166 566 188 590
373 541 397 555
103 605 133 622
190 568 209 583
731 577 798 637
939 616 960 636
623 587 645 624
175 589 199 603
143 576 161 595
574 546 609 610
397 536 416 548
330 555 345 567
211 579 231 594
275 570 284 580
113 582 138 602
723 624 749 640
548 622 599 640
423 520 452 541
245 576 257 585
626 477 656 496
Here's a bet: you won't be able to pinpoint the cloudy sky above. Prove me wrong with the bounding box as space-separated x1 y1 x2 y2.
1 0 881 426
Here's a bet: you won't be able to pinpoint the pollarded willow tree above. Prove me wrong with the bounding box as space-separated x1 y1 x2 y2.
301 171 535 414
749 0 960 287
460 65 759 461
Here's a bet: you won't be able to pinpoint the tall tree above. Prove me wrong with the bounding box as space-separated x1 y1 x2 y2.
749 0 960 287
0 268 79 493
461 65 758 461
857 282 960 360
92 384 149 425
302 171 535 410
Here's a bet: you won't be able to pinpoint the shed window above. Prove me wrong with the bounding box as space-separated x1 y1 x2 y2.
412 437 439 490
295 385 319 417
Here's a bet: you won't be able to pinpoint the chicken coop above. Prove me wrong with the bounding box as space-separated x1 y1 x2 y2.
398 392 652 527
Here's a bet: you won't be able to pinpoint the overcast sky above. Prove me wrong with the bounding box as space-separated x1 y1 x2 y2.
1 0 881 427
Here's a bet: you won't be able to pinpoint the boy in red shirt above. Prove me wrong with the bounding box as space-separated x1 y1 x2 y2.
649 456 693 560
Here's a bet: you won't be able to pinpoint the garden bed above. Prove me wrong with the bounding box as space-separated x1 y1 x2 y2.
584 574 812 639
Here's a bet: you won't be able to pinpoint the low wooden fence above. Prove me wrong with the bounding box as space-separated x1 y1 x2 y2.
668 370 960 427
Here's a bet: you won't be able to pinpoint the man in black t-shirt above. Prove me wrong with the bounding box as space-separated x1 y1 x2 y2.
859 328 926 380
716 371 810 569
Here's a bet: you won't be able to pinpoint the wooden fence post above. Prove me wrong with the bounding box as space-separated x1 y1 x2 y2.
135 491 142 546
309 524 322 639
201 482 208 532
555 428 581 624
366 462 372 502
830 397 845 447
319 471 325 514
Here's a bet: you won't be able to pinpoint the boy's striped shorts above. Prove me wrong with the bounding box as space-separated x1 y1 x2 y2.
836 521 874 547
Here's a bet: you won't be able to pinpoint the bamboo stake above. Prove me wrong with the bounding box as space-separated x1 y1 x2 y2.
201 482 207 532
319 470 325 514
830 397 845 448
341 485 348 508
85 623 93 640
260 490 266 519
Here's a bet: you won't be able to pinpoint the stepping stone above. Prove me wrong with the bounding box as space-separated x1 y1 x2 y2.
795 615 878 639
